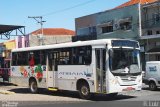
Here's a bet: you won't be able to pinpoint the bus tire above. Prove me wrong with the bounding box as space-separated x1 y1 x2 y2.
149 81 157 91
78 82 92 100
29 79 38 93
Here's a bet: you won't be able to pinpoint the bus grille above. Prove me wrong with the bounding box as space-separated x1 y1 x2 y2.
120 76 137 82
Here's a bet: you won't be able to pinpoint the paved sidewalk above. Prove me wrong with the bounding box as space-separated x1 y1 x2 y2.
0 90 15 94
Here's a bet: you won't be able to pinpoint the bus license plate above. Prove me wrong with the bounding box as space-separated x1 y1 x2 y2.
123 87 135 91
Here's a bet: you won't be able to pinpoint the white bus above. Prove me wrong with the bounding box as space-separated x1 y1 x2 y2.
11 39 142 99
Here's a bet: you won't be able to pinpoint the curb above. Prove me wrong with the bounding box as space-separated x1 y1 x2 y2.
0 90 15 95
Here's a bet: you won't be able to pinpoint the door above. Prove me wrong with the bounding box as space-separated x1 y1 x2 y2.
47 52 58 88
95 49 106 93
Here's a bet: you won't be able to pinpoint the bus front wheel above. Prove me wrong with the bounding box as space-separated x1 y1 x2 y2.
29 80 38 93
78 83 92 100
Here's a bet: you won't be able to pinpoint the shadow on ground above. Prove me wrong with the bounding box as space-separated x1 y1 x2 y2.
142 86 160 91
0 82 17 86
8 87 136 101
0 82 136 101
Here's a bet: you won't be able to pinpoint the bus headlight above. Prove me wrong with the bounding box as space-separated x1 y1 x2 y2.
110 79 118 84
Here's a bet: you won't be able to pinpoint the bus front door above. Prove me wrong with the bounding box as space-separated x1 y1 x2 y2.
47 52 58 88
95 49 106 93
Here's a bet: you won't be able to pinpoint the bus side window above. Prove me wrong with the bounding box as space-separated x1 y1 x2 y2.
29 52 35 66
14 52 27 66
12 53 17 66
72 47 79 65
40 50 46 65
59 48 71 65
84 47 92 65
72 46 92 65
48 53 53 71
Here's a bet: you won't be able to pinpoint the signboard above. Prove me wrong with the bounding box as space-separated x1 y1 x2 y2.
112 40 139 48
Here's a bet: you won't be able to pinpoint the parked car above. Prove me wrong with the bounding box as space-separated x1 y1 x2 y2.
143 61 160 91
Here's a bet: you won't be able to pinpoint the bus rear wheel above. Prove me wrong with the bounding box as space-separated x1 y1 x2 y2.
29 80 38 93
78 83 92 100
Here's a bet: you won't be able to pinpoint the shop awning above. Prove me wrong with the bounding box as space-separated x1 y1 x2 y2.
97 20 113 27
0 24 25 39
0 25 24 34
118 17 132 23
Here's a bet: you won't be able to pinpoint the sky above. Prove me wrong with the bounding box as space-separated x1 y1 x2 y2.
0 0 129 34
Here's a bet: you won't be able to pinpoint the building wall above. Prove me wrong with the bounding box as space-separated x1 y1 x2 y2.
97 4 140 39
29 34 73 47
24 35 29 47
3 40 16 50
75 14 97 36
141 2 160 62
142 2 160 36
75 4 140 40
3 40 15 60
15 35 30 48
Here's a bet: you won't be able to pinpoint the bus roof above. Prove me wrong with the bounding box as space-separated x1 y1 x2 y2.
12 39 138 52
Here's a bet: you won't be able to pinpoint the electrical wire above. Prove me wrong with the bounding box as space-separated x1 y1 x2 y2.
42 0 96 17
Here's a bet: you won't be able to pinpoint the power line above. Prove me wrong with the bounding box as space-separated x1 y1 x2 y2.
28 16 46 45
42 0 96 17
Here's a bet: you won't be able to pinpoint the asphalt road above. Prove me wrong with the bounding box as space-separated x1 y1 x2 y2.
0 82 160 107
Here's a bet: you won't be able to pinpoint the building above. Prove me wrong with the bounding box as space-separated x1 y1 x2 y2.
16 28 75 48
2 40 16 68
96 4 140 40
16 35 29 48
0 43 5 68
140 1 160 62
75 0 160 70
76 0 157 39
115 0 157 9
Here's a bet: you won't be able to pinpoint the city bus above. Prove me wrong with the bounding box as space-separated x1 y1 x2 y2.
11 39 142 99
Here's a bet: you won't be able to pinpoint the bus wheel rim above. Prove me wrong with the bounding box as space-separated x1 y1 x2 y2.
81 86 89 96
31 82 37 91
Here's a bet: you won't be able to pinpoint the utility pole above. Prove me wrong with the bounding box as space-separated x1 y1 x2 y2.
138 3 142 37
28 16 46 45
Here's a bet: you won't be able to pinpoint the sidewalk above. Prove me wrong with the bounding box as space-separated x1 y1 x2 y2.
0 82 16 94
0 90 15 94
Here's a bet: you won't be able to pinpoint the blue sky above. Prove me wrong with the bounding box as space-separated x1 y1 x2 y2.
0 0 129 34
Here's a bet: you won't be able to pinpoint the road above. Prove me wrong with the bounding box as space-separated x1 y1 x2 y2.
0 83 160 107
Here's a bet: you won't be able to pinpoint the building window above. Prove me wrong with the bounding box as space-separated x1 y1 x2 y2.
118 17 132 30
25 41 29 47
77 26 97 36
147 30 152 35
89 26 97 36
156 55 160 61
156 31 160 34
119 22 132 30
101 26 113 33
153 13 160 24
18 42 21 48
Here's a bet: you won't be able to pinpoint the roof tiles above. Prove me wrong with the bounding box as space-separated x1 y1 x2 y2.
31 28 75 36
115 0 157 9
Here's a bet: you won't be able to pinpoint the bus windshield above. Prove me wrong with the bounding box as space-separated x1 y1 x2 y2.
109 48 141 75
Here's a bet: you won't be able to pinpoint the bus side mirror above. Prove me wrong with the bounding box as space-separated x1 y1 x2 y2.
109 49 114 58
